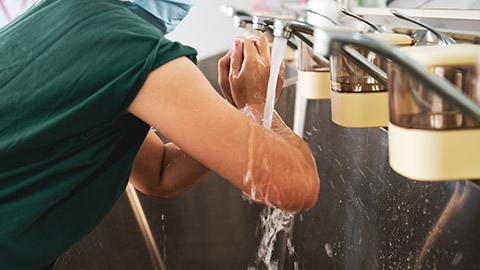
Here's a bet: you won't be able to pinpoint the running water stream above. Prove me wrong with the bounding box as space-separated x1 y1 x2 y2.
249 36 296 270
263 37 288 129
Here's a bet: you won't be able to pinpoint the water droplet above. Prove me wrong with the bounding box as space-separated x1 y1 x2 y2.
451 252 463 266
325 243 334 257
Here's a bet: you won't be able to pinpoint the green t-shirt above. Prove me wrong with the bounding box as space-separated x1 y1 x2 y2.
0 0 197 268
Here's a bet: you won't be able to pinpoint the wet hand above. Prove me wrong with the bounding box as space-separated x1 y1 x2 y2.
228 36 285 109
218 37 246 107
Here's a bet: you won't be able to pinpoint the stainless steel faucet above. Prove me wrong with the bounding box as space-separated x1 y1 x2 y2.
271 19 315 39
226 10 389 88
251 15 275 32
233 15 253 28
266 17 389 86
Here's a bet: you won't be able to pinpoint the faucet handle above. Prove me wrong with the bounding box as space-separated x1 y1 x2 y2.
307 9 341 26
390 9 456 46
340 8 385 33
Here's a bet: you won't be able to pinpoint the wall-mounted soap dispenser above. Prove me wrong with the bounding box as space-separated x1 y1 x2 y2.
297 26 361 100
329 32 412 128
388 44 480 181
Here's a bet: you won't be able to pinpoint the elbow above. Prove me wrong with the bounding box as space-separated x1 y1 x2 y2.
147 191 177 200
268 175 319 213
303 175 319 209
131 181 178 200
304 157 320 209
260 152 320 213
286 163 320 212
288 148 320 211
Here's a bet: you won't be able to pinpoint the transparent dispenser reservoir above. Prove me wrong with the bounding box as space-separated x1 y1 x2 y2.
330 33 412 128
297 26 360 100
388 44 480 181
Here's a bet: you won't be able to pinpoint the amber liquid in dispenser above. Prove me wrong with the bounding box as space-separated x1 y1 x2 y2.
330 49 388 93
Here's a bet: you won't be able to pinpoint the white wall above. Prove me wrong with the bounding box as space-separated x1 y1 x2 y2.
166 0 253 60
0 0 37 28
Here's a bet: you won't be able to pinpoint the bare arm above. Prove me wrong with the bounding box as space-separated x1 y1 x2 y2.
128 37 319 212
129 129 210 199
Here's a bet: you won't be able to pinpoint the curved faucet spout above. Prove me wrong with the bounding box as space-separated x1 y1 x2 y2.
252 16 275 32
271 19 315 39
233 15 253 28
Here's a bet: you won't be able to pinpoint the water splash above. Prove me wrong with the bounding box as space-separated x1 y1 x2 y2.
247 36 295 270
249 207 294 270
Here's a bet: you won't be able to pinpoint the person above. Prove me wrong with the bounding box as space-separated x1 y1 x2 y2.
0 0 320 269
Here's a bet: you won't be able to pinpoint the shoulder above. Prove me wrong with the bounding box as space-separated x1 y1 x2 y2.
27 0 162 37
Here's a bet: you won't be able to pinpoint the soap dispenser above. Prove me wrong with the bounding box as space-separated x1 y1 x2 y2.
329 32 412 128
388 44 480 181
297 26 361 100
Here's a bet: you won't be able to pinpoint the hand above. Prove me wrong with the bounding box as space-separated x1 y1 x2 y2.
218 37 246 107
226 36 285 109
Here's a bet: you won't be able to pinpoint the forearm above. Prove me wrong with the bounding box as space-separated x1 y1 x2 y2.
239 104 319 212
130 130 211 199
158 143 211 198
241 104 307 148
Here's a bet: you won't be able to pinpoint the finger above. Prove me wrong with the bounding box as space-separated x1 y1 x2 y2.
254 36 270 60
276 61 286 100
279 60 286 80
230 39 244 77
218 47 233 82
218 53 234 103
235 36 247 43
243 39 259 65
218 49 231 71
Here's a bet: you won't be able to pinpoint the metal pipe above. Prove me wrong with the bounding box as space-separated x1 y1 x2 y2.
314 29 480 123
126 184 166 270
